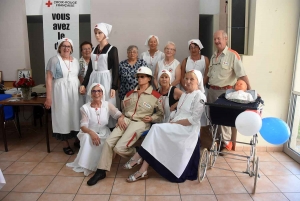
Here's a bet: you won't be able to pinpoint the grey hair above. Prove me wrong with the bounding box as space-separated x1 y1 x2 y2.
220 30 228 38
164 41 176 50
127 45 138 52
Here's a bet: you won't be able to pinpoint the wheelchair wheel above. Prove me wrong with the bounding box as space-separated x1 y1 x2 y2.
198 148 209 182
253 157 260 194
210 142 218 168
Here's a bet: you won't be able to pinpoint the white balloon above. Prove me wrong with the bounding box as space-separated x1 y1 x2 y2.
235 111 262 136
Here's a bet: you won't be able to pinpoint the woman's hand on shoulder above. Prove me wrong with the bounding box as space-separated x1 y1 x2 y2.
88 131 101 146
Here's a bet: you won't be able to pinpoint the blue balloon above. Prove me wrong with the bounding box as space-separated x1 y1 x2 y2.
259 117 290 145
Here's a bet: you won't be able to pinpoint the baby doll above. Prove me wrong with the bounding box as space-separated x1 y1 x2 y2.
225 80 254 102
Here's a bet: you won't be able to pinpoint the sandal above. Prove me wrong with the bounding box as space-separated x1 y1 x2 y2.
126 171 148 183
63 146 74 155
123 157 143 169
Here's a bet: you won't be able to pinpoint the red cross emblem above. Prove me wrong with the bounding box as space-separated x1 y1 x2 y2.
162 70 166 73
138 68 141 71
168 68 173 73
45 0 52 7
65 38 68 41
95 24 98 27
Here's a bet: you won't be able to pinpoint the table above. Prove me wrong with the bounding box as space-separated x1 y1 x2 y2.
0 96 50 152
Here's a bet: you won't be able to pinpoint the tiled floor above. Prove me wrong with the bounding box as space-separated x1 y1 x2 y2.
1 124 300 201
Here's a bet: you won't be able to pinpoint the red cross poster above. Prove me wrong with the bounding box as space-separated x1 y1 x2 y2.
43 0 79 67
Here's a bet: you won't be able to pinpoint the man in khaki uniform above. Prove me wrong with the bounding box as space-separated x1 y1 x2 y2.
87 66 164 186
207 30 251 152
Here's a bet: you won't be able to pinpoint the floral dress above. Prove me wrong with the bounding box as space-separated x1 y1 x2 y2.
118 58 147 101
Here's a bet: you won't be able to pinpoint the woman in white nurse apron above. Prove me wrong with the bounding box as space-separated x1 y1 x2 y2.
181 39 209 127
156 69 182 123
80 23 119 129
154 41 181 89
67 83 123 176
44 38 83 155
124 69 206 183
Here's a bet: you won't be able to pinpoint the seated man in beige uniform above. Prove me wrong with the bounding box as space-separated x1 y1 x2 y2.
87 66 164 186
207 30 251 152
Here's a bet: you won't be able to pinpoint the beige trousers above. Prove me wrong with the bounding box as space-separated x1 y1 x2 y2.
97 117 150 171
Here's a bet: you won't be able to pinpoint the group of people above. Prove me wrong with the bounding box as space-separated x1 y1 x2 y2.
44 22 251 185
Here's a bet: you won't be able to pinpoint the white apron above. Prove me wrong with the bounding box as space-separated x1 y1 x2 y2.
52 55 82 134
87 46 117 128
66 103 110 176
142 91 200 178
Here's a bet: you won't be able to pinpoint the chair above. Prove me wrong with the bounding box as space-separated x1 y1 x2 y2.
0 94 21 137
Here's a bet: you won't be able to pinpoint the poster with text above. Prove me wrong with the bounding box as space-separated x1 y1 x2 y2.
43 0 79 69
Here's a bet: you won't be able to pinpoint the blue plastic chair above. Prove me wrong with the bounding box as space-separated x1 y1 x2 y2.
0 94 19 135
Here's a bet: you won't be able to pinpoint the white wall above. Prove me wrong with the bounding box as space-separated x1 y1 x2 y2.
90 0 199 63
237 0 300 149
25 0 90 15
0 0 30 81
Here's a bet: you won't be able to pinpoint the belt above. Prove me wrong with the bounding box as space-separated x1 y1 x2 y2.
210 85 233 90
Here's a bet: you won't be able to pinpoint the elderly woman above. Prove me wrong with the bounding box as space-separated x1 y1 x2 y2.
119 45 147 101
140 35 164 75
87 66 164 186
181 39 209 91
157 69 182 123
78 41 93 84
44 38 83 155
154 41 181 89
124 69 206 183
80 22 119 129
66 83 124 176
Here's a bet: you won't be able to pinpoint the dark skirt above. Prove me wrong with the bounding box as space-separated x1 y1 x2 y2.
139 138 200 183
52 131 78 141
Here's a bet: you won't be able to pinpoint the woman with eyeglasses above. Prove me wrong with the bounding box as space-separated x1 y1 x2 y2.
119 45 147 102
124 70 206 183
67 83 123 176
45 38 83 155
154 41 181 89
80 23 119 129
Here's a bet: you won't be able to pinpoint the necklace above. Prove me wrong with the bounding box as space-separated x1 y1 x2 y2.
62 56 72 72
95 107 102 125
177 93 189 110
163 59 174 67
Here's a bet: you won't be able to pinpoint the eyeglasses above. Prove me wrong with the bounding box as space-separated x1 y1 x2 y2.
82 48 92 51
62 45 71 49
136 75 147 79
91 90 103 93
165 48 175 51
127 51 138 54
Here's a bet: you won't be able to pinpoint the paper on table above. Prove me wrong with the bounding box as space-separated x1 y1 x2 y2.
0 169 6 190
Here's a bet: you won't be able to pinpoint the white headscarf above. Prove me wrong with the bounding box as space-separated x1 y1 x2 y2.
188 39 204 50
157 69 172 88
87 83 106 101
94 23 112 39
188 69 205 93
57 38 74 53
145 35 159 46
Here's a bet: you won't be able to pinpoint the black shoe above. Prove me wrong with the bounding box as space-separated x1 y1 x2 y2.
87 169 106 186
74 141 80 148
